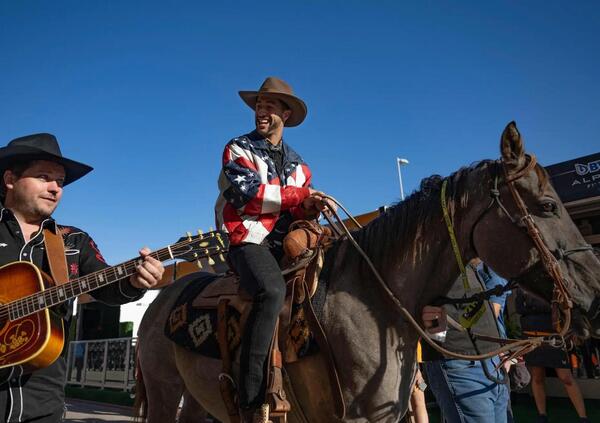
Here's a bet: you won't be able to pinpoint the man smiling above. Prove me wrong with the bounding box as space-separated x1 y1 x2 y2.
215 77 324 421
0 133 164 422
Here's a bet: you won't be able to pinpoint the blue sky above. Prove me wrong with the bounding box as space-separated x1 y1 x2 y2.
1 1 599 263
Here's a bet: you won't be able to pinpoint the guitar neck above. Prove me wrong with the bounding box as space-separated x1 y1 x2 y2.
8 248 176 321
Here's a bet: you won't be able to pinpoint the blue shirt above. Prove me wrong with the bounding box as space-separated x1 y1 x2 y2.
475 262 510 338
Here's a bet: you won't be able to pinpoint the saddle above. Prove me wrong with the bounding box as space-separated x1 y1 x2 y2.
189 221 342 423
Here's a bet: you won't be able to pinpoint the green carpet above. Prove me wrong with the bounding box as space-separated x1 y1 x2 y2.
426 394 599 422
511 394 599 422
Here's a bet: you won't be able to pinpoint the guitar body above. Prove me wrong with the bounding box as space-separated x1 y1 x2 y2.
0 262 64 374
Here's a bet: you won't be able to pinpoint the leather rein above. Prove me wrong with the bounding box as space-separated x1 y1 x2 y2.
319 154 593 361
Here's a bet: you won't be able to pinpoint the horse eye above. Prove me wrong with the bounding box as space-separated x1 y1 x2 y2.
541 201 557 213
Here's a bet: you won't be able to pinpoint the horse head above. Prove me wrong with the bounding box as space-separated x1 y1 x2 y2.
471 121 600 339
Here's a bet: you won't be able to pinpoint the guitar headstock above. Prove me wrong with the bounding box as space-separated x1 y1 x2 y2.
171 229 229 267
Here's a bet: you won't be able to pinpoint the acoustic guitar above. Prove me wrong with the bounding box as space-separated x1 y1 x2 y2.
0 231 227 380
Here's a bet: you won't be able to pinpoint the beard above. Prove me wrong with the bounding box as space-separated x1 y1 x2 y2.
11 191 58 223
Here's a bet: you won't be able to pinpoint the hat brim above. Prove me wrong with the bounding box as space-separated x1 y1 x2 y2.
0 146 93 186
239 91 307 127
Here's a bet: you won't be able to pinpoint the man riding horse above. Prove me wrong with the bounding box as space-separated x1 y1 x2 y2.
215 77 327 422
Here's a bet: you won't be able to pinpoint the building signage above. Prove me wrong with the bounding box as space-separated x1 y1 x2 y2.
546 152 600 203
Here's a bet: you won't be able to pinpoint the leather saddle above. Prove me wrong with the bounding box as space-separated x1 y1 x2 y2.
191 221 330 334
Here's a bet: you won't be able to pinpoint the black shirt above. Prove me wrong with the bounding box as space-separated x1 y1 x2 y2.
0 208 145 422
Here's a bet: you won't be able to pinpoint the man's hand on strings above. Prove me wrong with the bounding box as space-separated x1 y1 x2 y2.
129 247 165 289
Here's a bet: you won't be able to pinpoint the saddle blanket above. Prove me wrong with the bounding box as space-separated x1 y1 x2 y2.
164 273 241 359
163 266 329 360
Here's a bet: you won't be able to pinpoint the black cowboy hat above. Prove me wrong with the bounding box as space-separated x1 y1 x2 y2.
0 133 93 186
239 77 307 127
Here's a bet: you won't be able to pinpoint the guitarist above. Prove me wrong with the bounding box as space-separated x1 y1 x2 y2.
0 133 164 423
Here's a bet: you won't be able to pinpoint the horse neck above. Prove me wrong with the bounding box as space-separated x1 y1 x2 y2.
340 162 495 317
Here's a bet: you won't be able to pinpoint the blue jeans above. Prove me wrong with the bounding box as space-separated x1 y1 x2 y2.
423 359 511 423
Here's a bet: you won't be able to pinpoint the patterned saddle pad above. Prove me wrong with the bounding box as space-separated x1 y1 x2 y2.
164 272 322 361
164 273 241 359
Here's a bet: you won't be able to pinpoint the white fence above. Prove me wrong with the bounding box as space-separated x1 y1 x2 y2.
65 337 137 391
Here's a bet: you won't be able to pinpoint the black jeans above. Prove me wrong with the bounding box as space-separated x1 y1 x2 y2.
228 243 286 409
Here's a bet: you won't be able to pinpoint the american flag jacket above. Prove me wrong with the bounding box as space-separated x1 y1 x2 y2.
215 131 312 246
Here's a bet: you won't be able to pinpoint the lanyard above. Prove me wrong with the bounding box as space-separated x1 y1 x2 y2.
441 179 485 328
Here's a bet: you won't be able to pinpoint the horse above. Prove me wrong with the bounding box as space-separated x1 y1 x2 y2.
135 122 600 422
134 272 209 422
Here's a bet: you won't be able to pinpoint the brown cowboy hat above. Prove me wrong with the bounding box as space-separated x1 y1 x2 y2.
239 77 307 127
0 133 93 186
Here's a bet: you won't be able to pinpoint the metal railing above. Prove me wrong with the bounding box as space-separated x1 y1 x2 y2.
65 337 137 391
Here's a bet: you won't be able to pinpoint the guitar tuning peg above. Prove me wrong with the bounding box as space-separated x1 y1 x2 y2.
186 231 192 241
209 227 215 237
219 253 225 262
205 249 215 265
193 252 198 258
196 260 203 269
197 229 203 237
217 234 225 247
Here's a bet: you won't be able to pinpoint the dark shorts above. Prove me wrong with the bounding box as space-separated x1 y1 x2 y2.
520 314 570 369
524 345 570 369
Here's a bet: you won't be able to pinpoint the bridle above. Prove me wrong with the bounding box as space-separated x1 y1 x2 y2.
467 154 593 337
320 153 593 361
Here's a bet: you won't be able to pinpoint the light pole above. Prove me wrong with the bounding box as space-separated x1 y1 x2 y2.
396 157 409 200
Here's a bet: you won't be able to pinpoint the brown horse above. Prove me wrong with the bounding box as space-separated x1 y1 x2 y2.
135 122 600 422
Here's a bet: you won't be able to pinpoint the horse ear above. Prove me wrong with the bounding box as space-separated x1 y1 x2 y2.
500 121 525 169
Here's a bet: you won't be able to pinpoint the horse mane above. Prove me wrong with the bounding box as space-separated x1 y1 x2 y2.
339 155 549 279
349 160 496 274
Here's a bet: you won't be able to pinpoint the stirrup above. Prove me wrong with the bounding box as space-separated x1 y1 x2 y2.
253 404 272 423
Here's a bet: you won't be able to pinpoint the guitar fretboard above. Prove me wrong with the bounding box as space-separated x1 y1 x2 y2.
7 248 176 321
4 230 227 321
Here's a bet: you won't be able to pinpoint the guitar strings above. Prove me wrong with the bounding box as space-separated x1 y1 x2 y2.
0 232 228 321
0 241 225 320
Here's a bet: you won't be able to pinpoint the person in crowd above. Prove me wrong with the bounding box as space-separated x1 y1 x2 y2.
421 258 513 423
516 289 590 423
408 343 429 423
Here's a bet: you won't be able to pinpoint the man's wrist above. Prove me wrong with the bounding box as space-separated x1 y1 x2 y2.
121 278 147 299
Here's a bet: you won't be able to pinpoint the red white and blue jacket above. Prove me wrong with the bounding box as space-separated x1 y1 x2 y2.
215 131 312 246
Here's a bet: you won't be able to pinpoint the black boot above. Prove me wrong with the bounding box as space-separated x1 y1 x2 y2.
240 408 255 423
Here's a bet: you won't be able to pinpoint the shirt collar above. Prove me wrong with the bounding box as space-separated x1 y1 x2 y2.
247 130 286 152
0 207 56 228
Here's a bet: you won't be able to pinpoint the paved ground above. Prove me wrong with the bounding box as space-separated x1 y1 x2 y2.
65 399 134 422
64 396 600 422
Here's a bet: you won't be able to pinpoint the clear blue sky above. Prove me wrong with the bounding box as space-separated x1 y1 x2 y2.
1 1 599 263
